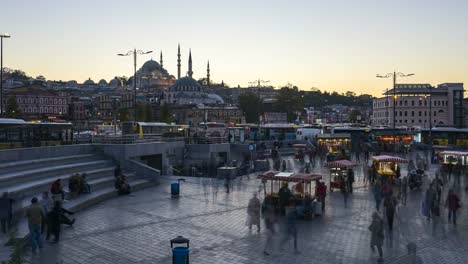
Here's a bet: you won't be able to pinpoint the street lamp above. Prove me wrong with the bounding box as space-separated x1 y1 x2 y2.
376 71 415 152
0 33 11 116
117 49 152 122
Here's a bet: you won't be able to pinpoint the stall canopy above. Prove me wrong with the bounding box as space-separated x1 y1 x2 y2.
439 151 468 156
372 155 408 163
324 160 357 168
258 171 322 183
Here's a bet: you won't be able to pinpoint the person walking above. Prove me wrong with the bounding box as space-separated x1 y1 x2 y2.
445 189 461 225
347 169 355 193
281 202 299 254
46 201 62 242
26 197 44 254
262 197 276 256
278 183 292 215
224 174 231 193
341 182 349 208
247 193 261 232
373 181 383 211
401 176 408 206
40 191 53 234
369 212 384 263
423 184 435 221
403 242 423 264
316 180 327 212
0 192 14 234
384 195 397 231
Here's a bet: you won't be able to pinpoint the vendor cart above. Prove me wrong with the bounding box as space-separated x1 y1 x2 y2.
439 151 468 166
324 160 357 191
257 171 323 218
372 155 408 183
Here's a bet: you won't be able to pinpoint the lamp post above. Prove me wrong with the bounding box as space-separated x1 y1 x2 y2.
117 49 152 122
0 33 11 116
377 71 415 152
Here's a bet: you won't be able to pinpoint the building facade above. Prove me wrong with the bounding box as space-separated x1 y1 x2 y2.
372 83 464 128
4 85 69 120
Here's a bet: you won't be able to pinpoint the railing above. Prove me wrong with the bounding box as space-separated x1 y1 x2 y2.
187 137 229 144
92 134 185 144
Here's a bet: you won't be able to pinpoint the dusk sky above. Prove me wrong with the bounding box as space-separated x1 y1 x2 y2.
2 0 467 96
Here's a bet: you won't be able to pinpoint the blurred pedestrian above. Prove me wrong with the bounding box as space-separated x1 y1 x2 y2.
404 242 423 264
247 193 261 232
341 182 349 208
40 191 52 234
26 197 44 254
0 192 14 234
445 189 461 225
373 181 383 211
384 195 397 231
347 169 355 193
369 211 384 263
281 202 299 254
401 176 408 206
262 197 276 256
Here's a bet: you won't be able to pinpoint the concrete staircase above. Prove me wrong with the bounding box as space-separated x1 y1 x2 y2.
0 152 156 239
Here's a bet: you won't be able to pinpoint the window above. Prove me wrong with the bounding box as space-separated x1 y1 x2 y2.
54 107 57 113
418 120 422 123
399 101 403 106
40 98 43 104
40 107 43 113
411 100 415 106
400 120 403 123
424 100 427 106
434 111 437 117
404 100 408 106
412 120 415 123
438 109 444 113
400 111 403 116
54 99 58 105
404 120 407 123
419 100 422 106
419 111 421 116
411 111 414 117
404 111 407 116
424 111 427 116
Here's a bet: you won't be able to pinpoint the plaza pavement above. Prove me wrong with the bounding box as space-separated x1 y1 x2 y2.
4 156 468 264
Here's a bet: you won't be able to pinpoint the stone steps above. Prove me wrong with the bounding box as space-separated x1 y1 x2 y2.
15 178 156 239
0 160 114 187
0 154 97 175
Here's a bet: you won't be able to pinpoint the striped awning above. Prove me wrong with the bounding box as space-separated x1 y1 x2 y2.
372 155 408 163
325 160 357 168
257 172 322 183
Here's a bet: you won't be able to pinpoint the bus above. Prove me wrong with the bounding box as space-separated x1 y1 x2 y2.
122 122 189 138
0 118 73 149
420 127 468 146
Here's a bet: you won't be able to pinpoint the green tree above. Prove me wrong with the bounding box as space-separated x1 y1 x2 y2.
159 103 172 123
118 108 130 122
5 97 22 119
36 75 46 81
274 86 304 122
144 104 153 122
239 92 263 123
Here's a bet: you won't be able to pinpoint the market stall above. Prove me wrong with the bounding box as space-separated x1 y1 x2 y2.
317 133 351 161
372 155 408 182
324 160 357 191
257 171 323 218
439 151 468 166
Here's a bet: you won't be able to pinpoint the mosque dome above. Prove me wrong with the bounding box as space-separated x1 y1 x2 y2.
169 77 202 92
98 79 108 85
83 78 95 85
141 59 161 72
207 93 224 104
109 78 121 87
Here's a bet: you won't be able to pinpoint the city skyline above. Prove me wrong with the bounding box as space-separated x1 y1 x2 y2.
1 0 467 96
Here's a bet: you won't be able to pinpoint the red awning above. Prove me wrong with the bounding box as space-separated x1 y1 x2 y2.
325 160 357 168
257 172 322 183
372 155 408 163
292 144 307 148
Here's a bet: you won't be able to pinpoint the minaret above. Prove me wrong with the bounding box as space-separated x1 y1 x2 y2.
207 60 210 87
188 49 193 78
177 44 181 79
160 51 163 68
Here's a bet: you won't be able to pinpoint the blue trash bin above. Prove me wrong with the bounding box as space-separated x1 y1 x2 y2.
171 182 180 197
171 236 190 264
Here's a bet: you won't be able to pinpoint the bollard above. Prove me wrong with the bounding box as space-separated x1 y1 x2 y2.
171 236 190 264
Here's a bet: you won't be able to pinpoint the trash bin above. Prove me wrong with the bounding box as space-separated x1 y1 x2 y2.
171 182 180 197
171 236 190 264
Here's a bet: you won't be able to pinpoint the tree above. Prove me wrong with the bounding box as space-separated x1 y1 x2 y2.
239 92 263 123
36 75 46 81
274 86 304 122
5 96 22 119
135 103 146 122
118 108 130 122
144 104 153 122
159 103 172 123
349 109 363 123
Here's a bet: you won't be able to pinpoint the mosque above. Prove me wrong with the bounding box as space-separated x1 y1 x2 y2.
131 44 223 105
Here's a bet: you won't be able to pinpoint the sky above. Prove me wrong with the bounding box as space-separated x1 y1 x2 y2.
1 0 468 96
